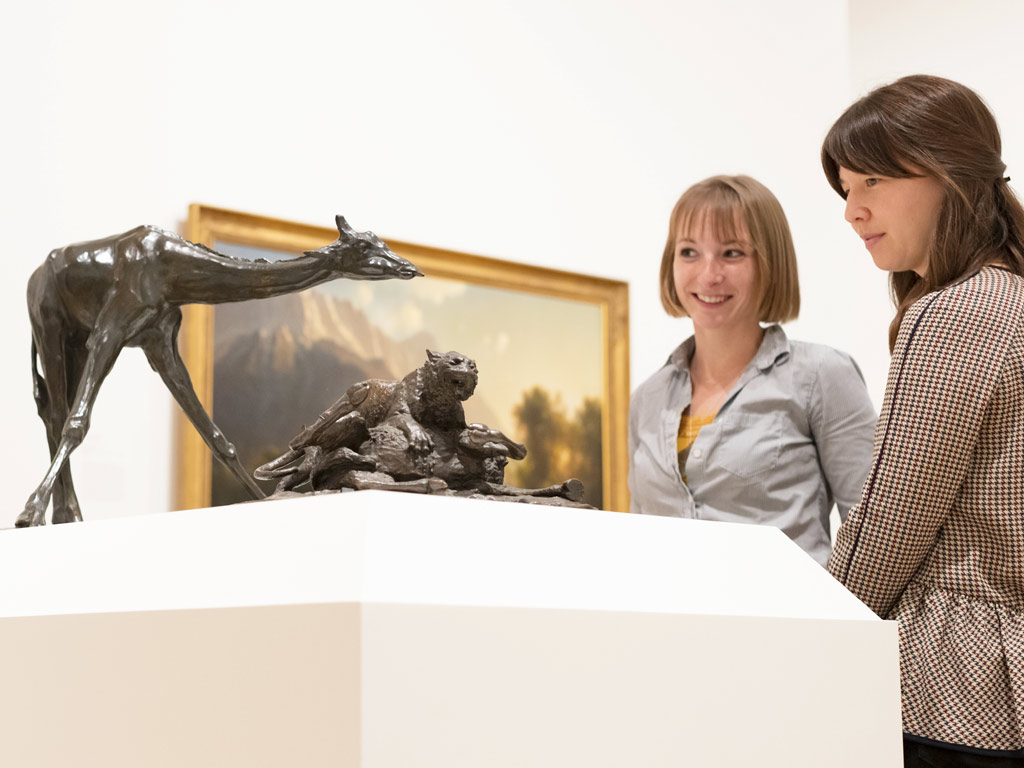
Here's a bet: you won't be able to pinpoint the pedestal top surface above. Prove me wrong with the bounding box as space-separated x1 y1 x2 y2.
0 491 877 621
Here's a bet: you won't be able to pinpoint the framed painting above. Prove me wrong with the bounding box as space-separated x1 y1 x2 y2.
175 204 630 511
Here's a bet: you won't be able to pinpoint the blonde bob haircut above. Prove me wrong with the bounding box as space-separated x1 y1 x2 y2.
659 175 800 323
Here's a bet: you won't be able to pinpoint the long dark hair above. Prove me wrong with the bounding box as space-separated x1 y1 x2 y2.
822 75 1024 350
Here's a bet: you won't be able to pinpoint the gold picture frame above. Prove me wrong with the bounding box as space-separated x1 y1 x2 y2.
175 204 630 511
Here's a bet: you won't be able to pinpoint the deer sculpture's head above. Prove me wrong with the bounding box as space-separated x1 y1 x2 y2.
305 216 423 281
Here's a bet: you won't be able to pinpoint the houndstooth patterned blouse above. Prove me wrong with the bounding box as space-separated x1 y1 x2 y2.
829 266 1024 753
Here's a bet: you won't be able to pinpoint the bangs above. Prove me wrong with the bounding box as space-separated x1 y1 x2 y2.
822 97 920 197
674 187 749 245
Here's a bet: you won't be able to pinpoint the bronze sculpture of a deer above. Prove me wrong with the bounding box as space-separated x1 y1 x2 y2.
20 215 421 527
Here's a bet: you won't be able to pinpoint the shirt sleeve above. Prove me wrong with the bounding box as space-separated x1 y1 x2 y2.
827 281 1010 617
808 348 877 523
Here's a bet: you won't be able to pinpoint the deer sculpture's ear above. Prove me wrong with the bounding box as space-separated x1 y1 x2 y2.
335 215 354 235
426 349 440 362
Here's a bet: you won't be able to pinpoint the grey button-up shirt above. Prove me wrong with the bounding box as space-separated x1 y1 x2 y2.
628 325 877 566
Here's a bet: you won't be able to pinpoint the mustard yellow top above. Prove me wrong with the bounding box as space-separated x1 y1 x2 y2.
677 408 715 483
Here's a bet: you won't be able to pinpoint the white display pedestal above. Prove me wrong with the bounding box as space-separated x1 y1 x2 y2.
0 492 900 767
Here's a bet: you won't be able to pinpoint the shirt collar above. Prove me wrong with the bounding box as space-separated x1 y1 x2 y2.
753 324 791 371
669 324 791 379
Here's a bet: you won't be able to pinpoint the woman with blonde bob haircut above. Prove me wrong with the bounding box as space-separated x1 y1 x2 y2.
659 175 800 324
823 75 1024 766
629 175 876 567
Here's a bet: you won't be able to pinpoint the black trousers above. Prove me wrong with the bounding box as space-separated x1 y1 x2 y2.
904 738 1024 767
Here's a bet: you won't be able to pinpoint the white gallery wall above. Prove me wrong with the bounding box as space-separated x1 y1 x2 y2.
1 0 1020 523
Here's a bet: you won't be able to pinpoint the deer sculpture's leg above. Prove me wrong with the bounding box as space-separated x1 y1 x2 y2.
43 340 88 523
341 470 448 495
18 303 142 527
140 309 265 500
49 342 92 523
27 275 84 524
477 478 585 502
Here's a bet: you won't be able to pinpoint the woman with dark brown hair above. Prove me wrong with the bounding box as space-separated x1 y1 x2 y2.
823 74 1024 766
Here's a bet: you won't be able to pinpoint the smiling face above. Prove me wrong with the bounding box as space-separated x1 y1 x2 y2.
838 168 946 276
673 211 761 334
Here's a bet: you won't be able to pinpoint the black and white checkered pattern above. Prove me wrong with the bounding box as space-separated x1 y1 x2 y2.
828 267 1024 751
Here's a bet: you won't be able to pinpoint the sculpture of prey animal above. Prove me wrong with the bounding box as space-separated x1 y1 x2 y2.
20 215 422 527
